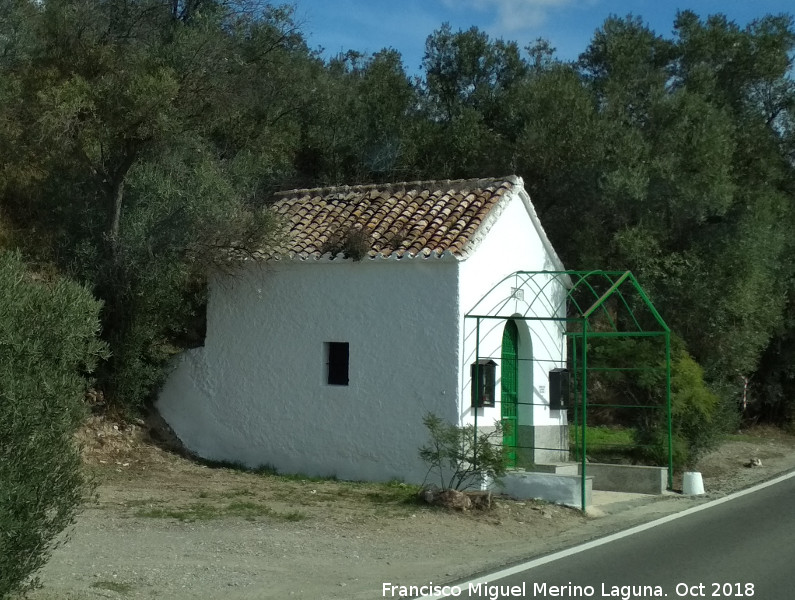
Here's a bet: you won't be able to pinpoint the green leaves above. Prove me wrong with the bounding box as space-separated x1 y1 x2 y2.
0 0 307 409
1 1 795 425
423 23 526 122
0 251 106 597
419 413 508 491
293 48 417 183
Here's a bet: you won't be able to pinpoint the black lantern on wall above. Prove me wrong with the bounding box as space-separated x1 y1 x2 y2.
471 359 497 407
549 368 569 410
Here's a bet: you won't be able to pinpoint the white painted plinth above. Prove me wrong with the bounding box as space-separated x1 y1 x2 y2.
498 471 592 508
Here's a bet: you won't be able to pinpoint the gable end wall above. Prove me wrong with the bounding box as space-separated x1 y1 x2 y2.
457 191 568 460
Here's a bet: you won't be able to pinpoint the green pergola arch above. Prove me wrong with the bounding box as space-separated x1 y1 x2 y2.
466 270 672 511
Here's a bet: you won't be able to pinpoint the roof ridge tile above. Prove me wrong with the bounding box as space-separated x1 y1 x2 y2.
273 176 517 198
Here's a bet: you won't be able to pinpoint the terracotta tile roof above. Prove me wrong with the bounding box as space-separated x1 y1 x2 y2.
264 175 521 260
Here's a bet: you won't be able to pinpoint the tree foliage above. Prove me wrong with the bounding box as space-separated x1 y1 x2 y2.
0 251 107 597
1 3 795 423
2 0 303 408
409 13 795 426
585 335 724 468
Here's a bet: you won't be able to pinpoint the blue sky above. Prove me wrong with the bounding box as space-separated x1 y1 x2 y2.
292 0 794 72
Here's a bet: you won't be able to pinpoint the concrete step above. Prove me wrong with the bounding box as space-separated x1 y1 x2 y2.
527 462 579 476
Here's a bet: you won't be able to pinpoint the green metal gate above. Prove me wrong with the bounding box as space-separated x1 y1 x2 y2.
467 270 673 512
501 320 518 467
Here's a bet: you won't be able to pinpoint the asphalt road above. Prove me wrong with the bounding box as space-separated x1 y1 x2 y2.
419 472 795 600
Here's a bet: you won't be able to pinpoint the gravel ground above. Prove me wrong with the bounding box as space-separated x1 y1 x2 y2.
24 422 795 600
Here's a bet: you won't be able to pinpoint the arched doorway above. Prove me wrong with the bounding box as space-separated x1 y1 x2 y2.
501 320 519 467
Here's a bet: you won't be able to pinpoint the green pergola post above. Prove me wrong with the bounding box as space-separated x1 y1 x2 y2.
581 320 588 512
631 273 674 489
571 334 579 461
665 331 673 489
474 318 480 470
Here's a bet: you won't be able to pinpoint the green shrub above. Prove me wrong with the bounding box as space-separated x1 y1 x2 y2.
634 348 722 469
418 413 508 491
0 251 107 598
586 334 724 469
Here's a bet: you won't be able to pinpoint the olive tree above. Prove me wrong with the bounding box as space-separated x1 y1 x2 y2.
0 251 107 597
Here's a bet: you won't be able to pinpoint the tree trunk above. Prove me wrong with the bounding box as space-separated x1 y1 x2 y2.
107 177 124 255
105 149 137 259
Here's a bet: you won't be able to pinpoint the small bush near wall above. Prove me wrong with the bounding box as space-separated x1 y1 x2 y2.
418 413 508 491
0 251 107 598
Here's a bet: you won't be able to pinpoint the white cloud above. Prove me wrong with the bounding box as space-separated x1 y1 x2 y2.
443 0 585 32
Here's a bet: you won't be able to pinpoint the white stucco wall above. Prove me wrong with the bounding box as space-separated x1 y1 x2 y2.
157 257 460 484
458 190 568 435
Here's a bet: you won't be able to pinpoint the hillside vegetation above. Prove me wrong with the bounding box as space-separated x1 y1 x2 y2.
2 2 793 421
0 2 794 592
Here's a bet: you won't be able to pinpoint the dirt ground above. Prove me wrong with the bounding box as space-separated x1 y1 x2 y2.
25 419 795 600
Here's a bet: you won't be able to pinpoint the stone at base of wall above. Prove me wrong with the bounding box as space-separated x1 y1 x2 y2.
477 424 570 468
530 424 570 464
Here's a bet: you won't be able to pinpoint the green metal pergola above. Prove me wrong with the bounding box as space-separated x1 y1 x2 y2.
466 270 673 511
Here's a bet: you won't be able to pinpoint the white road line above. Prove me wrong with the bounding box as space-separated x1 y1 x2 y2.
415 469 795 600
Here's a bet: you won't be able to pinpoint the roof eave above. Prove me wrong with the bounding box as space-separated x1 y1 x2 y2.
259 250 461 263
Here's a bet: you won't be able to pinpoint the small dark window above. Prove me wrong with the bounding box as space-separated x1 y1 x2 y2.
326 342 349 386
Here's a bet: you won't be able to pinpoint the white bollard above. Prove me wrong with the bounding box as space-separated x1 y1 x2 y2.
683 471 705 495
